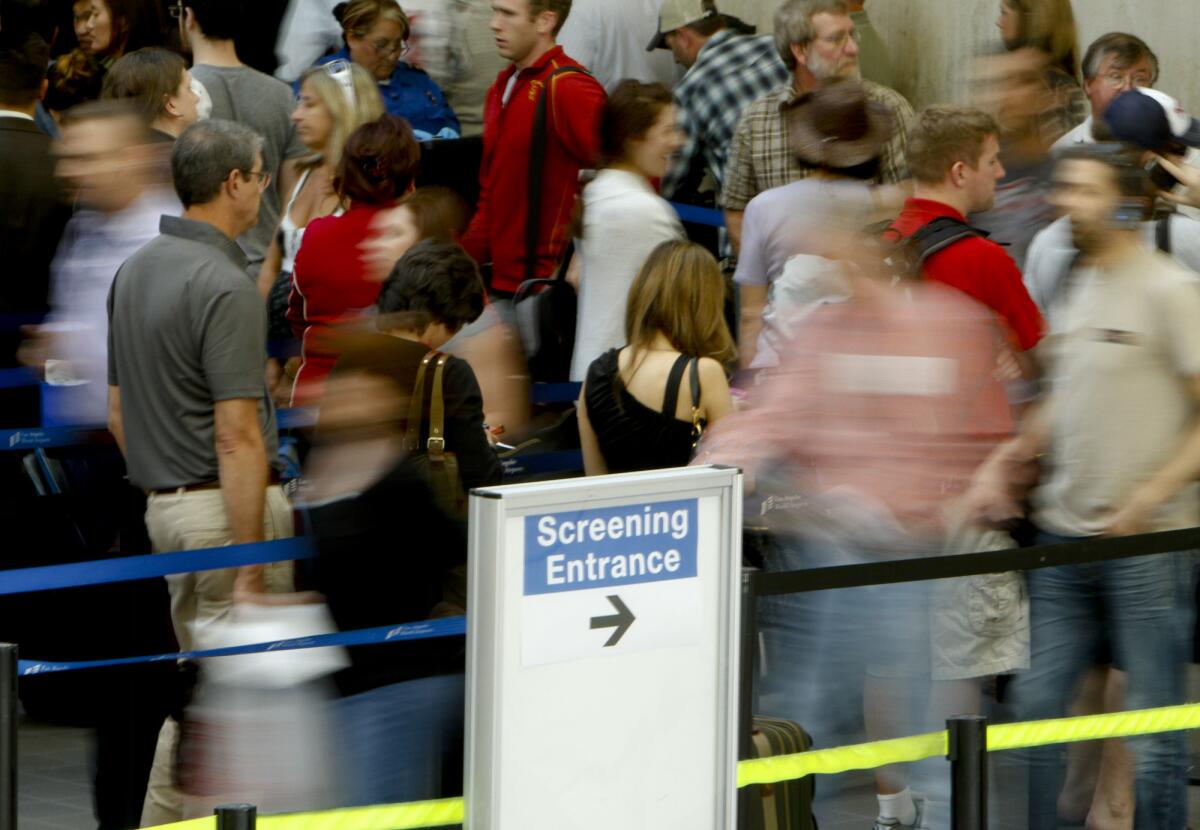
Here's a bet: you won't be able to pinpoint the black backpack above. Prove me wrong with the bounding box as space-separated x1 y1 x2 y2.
870 215 990 281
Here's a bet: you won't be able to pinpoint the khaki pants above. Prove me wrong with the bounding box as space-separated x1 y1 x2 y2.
140 485 294 827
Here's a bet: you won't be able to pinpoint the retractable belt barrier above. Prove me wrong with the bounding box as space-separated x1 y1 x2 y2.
139 702 1200 830
670 202 726 228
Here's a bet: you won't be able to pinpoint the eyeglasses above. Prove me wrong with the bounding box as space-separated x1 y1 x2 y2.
1100 69 1152 90
241 169 271 190
367 37 409 57
321 58 359 106
816 28 861 49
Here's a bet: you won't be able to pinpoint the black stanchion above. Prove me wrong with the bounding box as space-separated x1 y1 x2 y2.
736 568 759 830
0 642 14 830
948 715 987 830
0 644 15 830
215 803 257 829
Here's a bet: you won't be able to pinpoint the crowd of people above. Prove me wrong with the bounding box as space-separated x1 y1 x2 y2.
3 0 1200 828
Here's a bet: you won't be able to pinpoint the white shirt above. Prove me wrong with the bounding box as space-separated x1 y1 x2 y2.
557 0 680 92
42 188 180 424
570 168 684 381
0 109 35 121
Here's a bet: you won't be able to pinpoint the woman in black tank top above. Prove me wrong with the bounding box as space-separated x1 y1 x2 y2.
578 240 736 475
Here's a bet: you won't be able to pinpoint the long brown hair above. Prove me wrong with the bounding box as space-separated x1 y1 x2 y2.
624 240 736 366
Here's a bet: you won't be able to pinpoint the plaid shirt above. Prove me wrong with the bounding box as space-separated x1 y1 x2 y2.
722 80 915 211
661 31 790 199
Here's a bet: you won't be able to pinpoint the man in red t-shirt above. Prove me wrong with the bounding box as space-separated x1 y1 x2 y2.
460 0 606 299
888 106 1045 366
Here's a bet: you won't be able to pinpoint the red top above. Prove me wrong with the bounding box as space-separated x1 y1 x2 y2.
460 45 606 294
889 198 1045 351
288 204 387 406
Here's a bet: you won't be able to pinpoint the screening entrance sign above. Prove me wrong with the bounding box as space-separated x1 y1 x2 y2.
467 466 742 830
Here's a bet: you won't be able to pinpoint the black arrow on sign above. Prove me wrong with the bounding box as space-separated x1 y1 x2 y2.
589 594 635 647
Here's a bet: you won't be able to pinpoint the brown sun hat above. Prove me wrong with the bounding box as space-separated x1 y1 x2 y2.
785 78 894 169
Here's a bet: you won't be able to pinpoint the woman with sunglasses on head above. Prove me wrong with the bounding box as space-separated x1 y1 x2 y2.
309 0 459 140
260 60 383 349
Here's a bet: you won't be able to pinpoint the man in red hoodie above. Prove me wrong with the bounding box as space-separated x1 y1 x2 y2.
461 0 606 298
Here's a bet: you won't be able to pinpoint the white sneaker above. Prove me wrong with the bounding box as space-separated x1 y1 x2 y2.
872 794 925 830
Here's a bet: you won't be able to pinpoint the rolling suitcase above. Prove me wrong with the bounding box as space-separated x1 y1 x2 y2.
746 716 817 830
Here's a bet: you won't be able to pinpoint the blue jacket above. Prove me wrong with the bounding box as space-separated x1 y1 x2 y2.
312 50 460 138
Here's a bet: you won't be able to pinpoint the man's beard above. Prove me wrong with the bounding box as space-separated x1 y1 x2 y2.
807 53 860 81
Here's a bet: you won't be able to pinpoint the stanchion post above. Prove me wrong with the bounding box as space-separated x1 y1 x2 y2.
948 715 987 830
736 568 759 830
0 644 16 830
215 803 256 830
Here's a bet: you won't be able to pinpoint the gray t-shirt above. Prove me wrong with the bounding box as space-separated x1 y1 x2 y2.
191 64 307 268
1033 249 1200 536
107 215 279 490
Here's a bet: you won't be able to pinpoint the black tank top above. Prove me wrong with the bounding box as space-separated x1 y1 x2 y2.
584 349 703 473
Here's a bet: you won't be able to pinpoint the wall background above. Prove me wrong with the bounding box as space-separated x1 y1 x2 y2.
719 0 1200 112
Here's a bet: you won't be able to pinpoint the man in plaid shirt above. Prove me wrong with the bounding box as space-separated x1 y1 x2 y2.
649 0 789 201
723 0 914 251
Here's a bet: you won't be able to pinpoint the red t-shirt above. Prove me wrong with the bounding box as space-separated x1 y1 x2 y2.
889 198 1045 351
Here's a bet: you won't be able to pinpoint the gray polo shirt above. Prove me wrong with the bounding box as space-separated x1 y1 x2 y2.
107 215 279 490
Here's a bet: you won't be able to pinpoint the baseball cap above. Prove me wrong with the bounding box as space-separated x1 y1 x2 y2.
647 0 720 51
1102 87 1200 151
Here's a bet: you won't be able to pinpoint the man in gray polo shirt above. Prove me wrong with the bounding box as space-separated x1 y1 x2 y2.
108 118 294 824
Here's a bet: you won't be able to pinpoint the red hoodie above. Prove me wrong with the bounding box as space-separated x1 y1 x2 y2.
461 45 606 295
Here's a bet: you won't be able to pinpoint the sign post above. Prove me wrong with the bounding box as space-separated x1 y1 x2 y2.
466 466 742 830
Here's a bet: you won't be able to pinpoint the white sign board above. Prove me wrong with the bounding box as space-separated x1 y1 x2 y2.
466 466 742 830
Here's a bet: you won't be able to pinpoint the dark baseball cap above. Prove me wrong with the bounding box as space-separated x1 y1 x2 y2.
1102 88 1200 151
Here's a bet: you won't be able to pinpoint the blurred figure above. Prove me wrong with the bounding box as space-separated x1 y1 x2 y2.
24 101 178 426
307 241 498 805
259 59 383 344
72 0 167 62
557 0 679 91
360 186 468 282
288 113 420 406
995 0 1086 140
569 80 685 381
883 106 1044 373
100 47 200 140
0 31 70 430
1027 89 1200 320
966 144 1200 830
698 232 1015 830
578 240 734 475
723 0 912 252
180 0 309 275
439 0 507 137
106 120 294 826
45 45 105 120
460 0 605 300
1052 32 1157 151
844 0 892 87
651 0 788 202
310 0 459 139
734 78 889 369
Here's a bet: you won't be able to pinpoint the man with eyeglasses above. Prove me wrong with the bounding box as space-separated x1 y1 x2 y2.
178 0 309 278
1051 32 1159 152
722 0 913 254
107 119 293 825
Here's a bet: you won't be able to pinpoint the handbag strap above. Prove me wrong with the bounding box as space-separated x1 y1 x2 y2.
405 351 438 452
428 353 449 460
661 354 690 417
689 357 703 445
525 66 590 286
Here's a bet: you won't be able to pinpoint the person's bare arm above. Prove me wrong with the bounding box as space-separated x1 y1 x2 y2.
577 383 608 477
214 398 269 592
107 385 126 455
1103 377 1200 536
697 358 734 427
725 209 744 255
960 399 1052 527
257 238 284 299
737 283 767 371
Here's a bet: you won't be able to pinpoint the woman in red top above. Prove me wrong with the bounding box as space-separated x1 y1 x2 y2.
288 114 420 406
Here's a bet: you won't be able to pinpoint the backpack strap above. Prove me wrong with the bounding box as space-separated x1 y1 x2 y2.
905 216 990 269
525 66 591 286
661 354 690 417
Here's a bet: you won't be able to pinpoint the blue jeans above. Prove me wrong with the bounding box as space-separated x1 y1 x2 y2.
335 673 464 806
1006 531 1196 829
